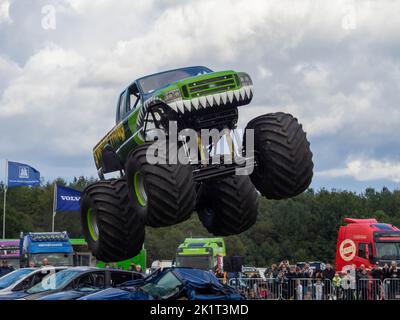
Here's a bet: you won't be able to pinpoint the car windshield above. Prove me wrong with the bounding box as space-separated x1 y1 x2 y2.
27 269 80 294
175 255 213 270
30 253 73 267
375 242 400 260
141 271 182 299
0 268 34 289
138 66 213 94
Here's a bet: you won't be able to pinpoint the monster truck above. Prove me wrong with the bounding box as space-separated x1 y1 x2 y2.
80 66 313 262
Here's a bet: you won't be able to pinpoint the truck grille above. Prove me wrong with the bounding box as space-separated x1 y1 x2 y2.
187 74 237 97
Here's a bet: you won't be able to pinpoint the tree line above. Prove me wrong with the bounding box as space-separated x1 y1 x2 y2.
1 177 399 266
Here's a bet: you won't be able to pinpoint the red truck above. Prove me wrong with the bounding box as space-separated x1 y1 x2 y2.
335 218 400 272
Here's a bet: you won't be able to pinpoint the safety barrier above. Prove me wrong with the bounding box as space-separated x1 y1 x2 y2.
336 279 382 300
286 278 333 300
227 278 333 300
228 278 281 300
227 277 394 300
383 278 400 300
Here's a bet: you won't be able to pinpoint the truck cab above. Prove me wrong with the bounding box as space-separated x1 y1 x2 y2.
335 218 400 271
175 238 226 271
0 240 20 270
20 232 74 268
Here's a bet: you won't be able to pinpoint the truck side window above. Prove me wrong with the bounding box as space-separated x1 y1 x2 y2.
368 243 373 260
127 83 140 112
358 243 366 259
117 91 127 123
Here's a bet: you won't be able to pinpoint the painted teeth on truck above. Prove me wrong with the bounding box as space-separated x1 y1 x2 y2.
192 97 199 110
199 96 207 109
165 85 254 114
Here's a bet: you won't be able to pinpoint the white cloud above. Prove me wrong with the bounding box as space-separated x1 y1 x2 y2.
0 0 399 188
318 157 400 183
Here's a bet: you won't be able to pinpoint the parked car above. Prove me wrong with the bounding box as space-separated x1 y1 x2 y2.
79 267 244 300
0 267 66 300
18 267 143 300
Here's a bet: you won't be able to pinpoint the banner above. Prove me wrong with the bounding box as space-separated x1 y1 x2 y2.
7 161 40 188
55 184 81 212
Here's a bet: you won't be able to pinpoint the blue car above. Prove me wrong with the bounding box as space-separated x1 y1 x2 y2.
0 267 67 300
79 268 244 300
17 267 144 300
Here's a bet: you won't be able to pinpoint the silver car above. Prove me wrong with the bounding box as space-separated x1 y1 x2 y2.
0 267 66 296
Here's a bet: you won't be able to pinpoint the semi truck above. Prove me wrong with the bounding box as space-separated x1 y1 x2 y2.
175 238 226 272
0 239 20 269
335 218 400 271
19 232 74 267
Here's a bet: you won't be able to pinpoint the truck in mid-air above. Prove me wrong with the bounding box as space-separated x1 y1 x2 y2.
80 66 314 262
336 218 400 271
19 232 74 267
175 237 226 272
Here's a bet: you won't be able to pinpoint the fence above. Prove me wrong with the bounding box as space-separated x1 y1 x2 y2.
228 278 281 300
383 278 400 300
228 278 332 300
227 277 400 300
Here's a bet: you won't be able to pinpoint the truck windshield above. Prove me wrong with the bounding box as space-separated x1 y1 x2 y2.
375 242 400 260
175 255 213 270
0 268 34 289
30 253 73 267
138 66 213 94
27 269 80 294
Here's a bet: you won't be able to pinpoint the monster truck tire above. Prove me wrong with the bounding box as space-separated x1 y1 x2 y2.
125 142 196 227
197 175 259 236
244 112 313 200
80 178 145 262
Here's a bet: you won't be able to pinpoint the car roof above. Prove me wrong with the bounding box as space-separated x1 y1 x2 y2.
61 266 100 272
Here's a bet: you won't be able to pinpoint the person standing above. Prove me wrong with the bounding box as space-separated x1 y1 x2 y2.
0 260 14 277
313 279 324 300
295 279 303 300
332 272 342 300
286 266 297 299
371 262 382 300
128 263 136 272
136 265 143 273
322 263 335 299
388 261 400 299
358 268 369 300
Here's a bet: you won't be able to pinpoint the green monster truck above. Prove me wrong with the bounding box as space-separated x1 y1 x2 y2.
80 66 313 262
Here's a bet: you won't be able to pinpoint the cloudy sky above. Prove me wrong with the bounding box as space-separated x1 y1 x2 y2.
0 0 399 192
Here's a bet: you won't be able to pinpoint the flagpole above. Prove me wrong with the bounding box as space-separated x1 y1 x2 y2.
3 159 8 239
52 183 57 232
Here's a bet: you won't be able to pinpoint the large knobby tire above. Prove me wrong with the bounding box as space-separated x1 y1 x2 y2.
197 175 259 236
244 112 313 200
80 178 145 262
125 142 196 227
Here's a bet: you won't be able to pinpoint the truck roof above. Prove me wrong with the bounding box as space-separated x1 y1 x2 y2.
343 218 399 232
23 232 73 254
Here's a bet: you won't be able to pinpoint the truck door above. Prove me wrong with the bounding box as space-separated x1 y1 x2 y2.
358 243 373 264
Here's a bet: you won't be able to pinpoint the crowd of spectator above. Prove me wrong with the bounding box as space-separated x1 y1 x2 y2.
235 260 400 300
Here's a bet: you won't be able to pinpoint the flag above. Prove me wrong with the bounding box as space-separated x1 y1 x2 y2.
7 161 40 188
55 184 81 212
